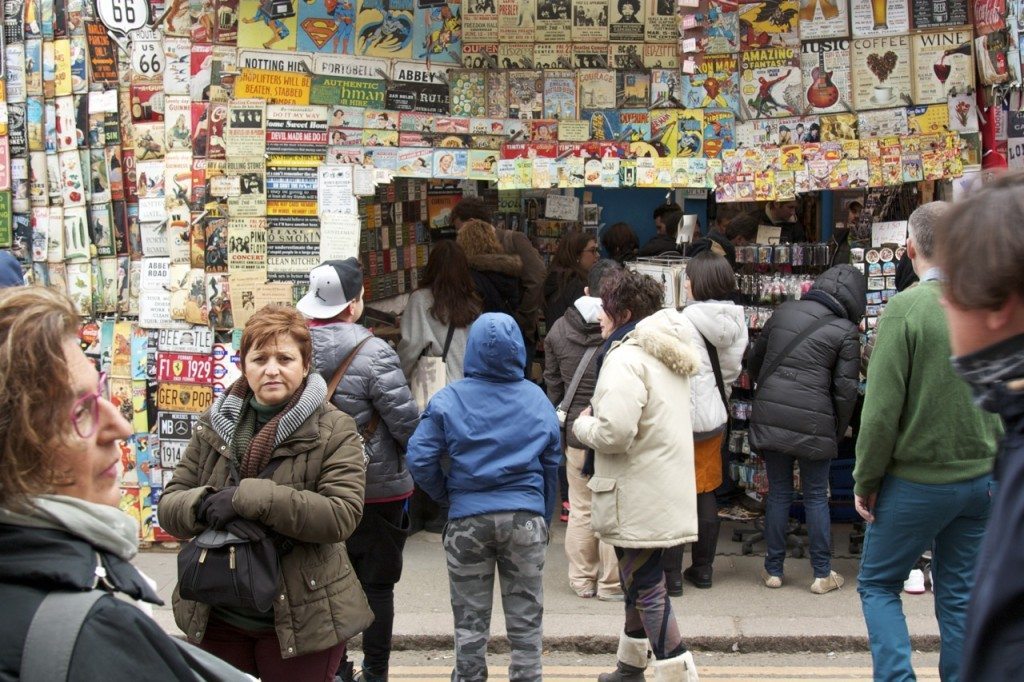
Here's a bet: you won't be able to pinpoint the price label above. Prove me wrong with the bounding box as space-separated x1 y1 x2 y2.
94 0 150 36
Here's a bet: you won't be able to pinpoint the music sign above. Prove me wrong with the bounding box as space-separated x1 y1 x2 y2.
157 352 214 384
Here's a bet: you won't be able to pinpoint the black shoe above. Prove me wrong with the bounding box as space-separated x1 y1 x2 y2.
665 571 683 597
335 661 355 682
683 566 712 589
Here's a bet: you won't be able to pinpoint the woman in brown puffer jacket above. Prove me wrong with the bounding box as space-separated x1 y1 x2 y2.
159 305 372 682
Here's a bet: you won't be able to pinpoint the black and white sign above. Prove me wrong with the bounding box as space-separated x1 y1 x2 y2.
94 0 150 37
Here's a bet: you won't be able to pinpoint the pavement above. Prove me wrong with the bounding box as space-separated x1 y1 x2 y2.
136 519 941 655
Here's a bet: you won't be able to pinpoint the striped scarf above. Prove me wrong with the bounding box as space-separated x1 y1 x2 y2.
209 373 328 479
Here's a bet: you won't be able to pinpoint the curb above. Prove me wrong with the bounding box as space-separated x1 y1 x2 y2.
379 634 941 654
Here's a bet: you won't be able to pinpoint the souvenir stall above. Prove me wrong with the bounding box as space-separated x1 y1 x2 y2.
0 0 1004 542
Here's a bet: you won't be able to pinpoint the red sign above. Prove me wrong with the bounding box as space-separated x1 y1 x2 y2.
157 352 214 384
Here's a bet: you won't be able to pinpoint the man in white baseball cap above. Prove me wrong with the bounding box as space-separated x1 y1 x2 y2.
296 257 365 320
298 257 420 682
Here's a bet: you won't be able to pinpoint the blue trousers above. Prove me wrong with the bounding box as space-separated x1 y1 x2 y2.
858 474 992 682
764 452 832 578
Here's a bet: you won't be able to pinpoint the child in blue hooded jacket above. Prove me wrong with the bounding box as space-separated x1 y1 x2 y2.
407 312 561 682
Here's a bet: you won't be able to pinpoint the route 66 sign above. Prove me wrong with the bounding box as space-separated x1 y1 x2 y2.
130 27 164 77
94 0 151 37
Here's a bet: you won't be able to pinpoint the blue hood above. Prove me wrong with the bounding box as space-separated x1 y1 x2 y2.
464 313 526 382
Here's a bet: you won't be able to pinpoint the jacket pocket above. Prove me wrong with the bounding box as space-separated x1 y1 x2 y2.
586 476 618 535
295 548 352 604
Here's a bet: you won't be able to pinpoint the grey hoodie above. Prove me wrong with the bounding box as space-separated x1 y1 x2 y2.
310 322 420 500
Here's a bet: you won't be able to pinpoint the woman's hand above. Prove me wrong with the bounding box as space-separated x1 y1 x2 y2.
198 486 240 529
579 406 592 418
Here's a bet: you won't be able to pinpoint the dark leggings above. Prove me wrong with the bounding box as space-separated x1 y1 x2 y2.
615 547 686 660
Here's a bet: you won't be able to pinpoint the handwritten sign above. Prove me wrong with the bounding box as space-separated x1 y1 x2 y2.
544 193 580 221
871 220 908 247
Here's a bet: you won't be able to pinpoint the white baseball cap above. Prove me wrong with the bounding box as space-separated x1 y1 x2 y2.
296 258 363 320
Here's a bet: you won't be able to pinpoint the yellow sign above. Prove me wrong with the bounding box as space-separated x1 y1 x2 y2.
235 69 312 105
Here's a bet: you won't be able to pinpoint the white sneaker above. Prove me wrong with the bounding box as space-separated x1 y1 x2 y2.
904 569 926 595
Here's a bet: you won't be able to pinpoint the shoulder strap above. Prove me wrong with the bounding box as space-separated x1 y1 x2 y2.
171 638 256 680
441 323 456 363
698 332 729 411
754 316 835 394
21 590 106 682
325 336 376 401
559 345 600 415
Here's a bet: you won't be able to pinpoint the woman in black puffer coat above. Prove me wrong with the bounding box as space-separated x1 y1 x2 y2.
748 264 864 594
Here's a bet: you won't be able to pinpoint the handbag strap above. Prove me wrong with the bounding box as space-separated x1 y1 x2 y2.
698 331 729 411
324 336 382 441
754 316 835 395
559 345 600 415
326 336 375 399
440 323 456 363
21 589 106 682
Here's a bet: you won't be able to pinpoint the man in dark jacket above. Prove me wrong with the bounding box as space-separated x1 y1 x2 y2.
934 173 1024 682
297 258 420 682
727 200 807 244
638 203 683 257
748 264 863 594
544 259 623 601
452 197 547 370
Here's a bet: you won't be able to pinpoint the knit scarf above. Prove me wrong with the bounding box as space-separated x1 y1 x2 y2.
209 373 328 480
951 332 1024 416
0 494 139 561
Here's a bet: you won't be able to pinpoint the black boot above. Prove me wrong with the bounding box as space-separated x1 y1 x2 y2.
598 634 649 682
335 661 355 682
685 493 720 589
662 545 684 597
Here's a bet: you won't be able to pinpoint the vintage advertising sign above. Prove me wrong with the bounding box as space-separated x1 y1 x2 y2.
851 35 912 111
157 352 214 384
386 61 450 113
157 327 215 354
156 383 214 413
910 29 975 106
157 410 201 441
235 69 312 105
911 0 968 28
159 439 190 468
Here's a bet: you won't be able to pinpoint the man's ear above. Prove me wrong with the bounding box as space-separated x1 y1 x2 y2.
906 236 917 262
988 293 1024 334
584 286 590 296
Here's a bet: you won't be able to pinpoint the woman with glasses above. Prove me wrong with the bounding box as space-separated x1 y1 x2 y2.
0 287 248 680
544 231 601 328
159 305 372 682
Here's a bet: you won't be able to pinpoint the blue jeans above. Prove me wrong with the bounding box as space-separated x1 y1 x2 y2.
858 474 992 682
763 452 832 578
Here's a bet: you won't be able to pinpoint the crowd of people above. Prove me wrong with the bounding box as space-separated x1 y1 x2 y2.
2 179 1024 681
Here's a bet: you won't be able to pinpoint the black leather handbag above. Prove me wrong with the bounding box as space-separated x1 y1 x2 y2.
177 461 285 613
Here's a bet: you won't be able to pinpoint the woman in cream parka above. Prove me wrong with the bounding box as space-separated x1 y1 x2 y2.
573 269 701 682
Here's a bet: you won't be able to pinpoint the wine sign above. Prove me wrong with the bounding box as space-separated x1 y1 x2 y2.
911 28 975 105
911 0 968 28
801 39 852 113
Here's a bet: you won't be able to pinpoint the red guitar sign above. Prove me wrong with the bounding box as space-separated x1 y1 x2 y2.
807 49 840 109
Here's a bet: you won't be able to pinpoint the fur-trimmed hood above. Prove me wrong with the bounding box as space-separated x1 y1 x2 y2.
626 309 700 377
467 252 523 277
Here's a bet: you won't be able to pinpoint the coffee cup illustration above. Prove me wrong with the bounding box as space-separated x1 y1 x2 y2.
873 85 893 103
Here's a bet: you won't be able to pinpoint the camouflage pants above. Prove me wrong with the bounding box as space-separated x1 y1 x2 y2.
443 511 548 682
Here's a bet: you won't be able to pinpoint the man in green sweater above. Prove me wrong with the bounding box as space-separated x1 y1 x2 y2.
854 201 1003 682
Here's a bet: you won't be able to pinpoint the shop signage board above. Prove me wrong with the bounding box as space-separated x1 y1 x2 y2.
1007 111 1024 169
157 327 215 354
850 0 910 37
156 383 214 413
851 35 912 111
911 0 968 28
800 0 850 40
910 28 975 106
159 439 189 468
157 411 201 441
157 352 215 384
